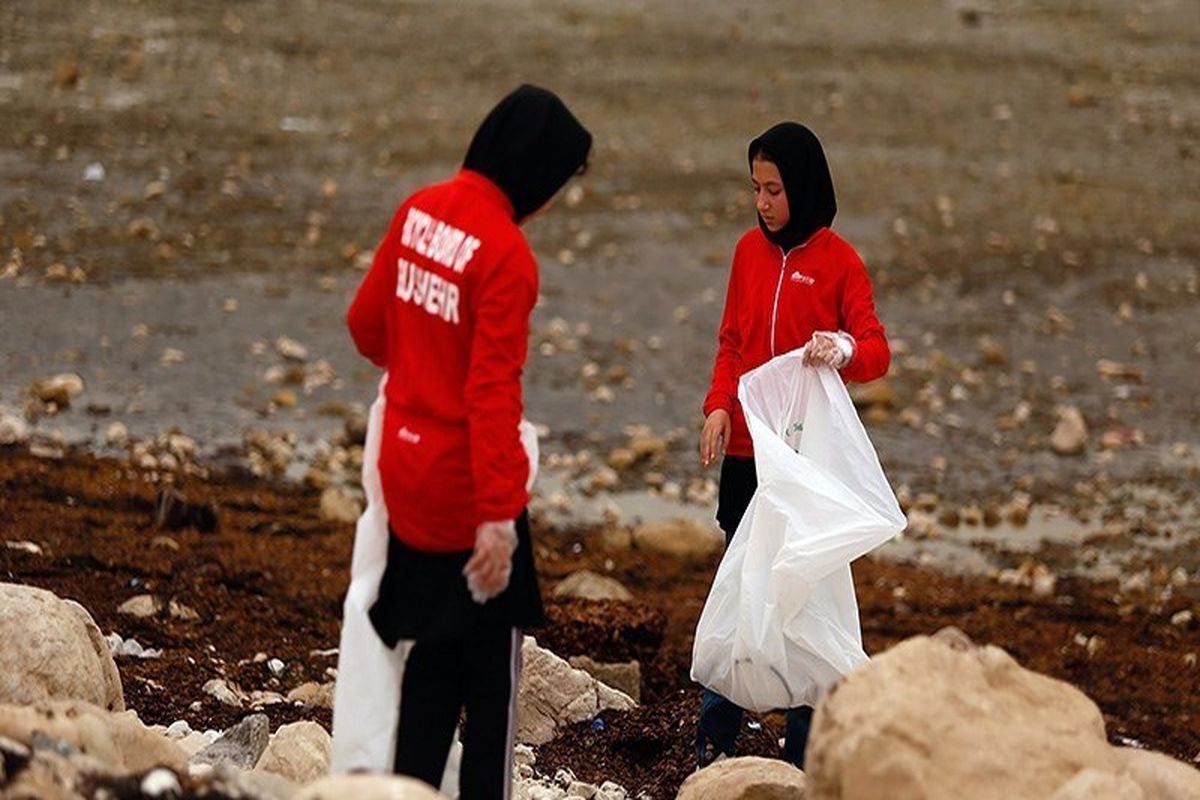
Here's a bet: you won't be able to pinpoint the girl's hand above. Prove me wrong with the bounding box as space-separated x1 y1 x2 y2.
700 409 731 468
803 331 854 369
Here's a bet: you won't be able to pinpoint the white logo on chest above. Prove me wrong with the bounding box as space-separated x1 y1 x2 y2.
790 271 815 285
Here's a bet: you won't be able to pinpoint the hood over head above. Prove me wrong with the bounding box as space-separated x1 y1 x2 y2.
463 84 592 221
748 122 837 252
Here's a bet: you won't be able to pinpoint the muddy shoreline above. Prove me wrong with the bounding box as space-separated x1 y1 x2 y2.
1 447 1196 796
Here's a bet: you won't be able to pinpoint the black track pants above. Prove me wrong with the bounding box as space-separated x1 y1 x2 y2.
394 626 522 800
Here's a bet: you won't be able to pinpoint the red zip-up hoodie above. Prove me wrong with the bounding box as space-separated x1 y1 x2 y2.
347 169 535 552
703 226 889 458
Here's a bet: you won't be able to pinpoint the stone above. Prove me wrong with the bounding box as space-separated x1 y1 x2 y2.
254 720 331 784
117 595 160 618
807 627 1121 800
0 409 30 445
598 528 633 551
319 487 363 524
1116 748 1200 799
295 774 443 799
141 767 183 796
203 678 246 708
607 447 637 471
32 373 85 408
677 756 808 799
275 336 310 362
0 584 124 711
553 571 634 602
0 700 187 773
192 713 270 769
1049 768 1143 799
566 656 641 703
1050 405 1088 456
849 378 896 408
631 518 722 560
517 637 635 745
286 681 335 709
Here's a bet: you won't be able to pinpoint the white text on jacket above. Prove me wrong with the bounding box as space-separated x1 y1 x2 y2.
401 208 481 274
396 258 460 324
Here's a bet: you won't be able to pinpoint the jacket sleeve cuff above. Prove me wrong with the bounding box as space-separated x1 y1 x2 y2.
703 392 734 417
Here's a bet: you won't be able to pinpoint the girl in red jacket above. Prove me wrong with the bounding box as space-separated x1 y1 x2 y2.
347 85 590 797
697 122 890 769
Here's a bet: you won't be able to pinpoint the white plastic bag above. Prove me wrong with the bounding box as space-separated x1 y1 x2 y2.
330 376 407 774
331 375 539 786
691 350 905 713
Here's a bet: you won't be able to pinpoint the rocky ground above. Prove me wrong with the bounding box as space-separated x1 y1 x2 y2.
1 0 1198 797
0 447 1196 797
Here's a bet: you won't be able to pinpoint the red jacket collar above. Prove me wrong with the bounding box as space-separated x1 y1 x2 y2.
456 169 515 219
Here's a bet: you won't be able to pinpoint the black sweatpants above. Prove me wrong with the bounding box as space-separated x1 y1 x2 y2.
394 625 522 800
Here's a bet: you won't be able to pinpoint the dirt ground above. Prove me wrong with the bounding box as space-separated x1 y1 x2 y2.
1 449 1196 797
1 2 1199 796
1 0 1198 509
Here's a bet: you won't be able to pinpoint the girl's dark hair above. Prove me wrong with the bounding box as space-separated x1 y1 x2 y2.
749 143 775 163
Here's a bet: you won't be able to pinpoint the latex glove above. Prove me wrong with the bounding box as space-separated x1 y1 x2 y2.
463 520 517 604
803 331 855 369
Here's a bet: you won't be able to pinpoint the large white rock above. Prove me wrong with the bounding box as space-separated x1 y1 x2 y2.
295 774 443 799
0 700 187 774
254 720 331 784
553 570 634 602
630 518 721 560
677 756 808 799
0 583 124 711
808 628 1200 800
1047 769 1143 800
807 628 1119 800
517 637 635 746
1115 748 1200 799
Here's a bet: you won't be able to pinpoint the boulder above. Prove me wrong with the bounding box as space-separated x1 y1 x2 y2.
807 628 1119 800
678 756 808 799
630 518 721 561
254 720 331 784
517 638 635 746
1047 769 1143 800
192 713 269 769
553 571 634 602
0 583 124 711
295 774 443 799
567 656 641 703
1115 748 1200 799
0 700 187 774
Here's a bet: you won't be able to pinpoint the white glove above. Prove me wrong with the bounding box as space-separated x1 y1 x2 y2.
803 331 855 369
463 520 517 604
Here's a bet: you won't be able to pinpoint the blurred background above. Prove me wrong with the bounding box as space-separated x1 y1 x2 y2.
1 0 1197 560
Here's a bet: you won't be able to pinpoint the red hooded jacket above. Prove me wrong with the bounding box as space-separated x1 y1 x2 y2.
348 169 535 552
703 226 889 458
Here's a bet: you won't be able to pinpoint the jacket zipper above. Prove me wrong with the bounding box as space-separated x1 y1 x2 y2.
770 247 788 356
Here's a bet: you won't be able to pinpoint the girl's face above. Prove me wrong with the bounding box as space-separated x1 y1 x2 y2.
751 156 789 232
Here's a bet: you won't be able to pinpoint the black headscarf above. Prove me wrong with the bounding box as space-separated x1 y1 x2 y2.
747 122 837 252
463 84 592 221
